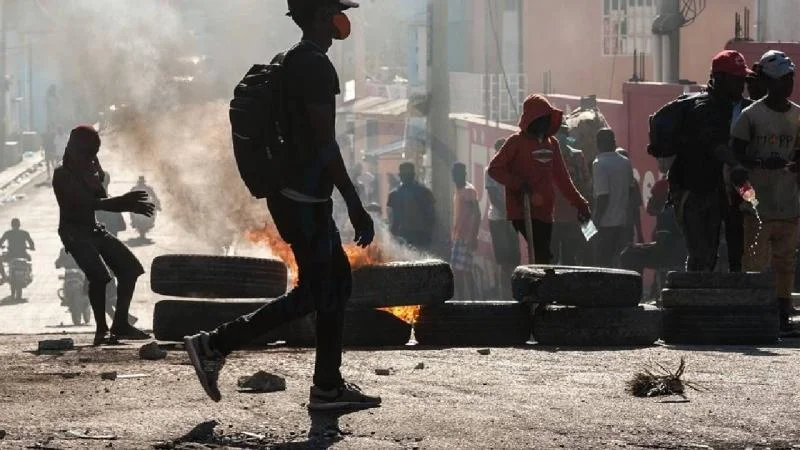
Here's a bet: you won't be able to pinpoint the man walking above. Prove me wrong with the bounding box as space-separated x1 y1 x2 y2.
592 129 633 268
184 0 381 410
668 50 751 271
486 138 520 297
732 50 800 331
386 162 435 252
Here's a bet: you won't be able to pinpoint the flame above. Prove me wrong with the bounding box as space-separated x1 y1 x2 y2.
245 223 421 325
379 305 421 325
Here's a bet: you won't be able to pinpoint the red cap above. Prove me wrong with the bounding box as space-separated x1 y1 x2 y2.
711 50 753 77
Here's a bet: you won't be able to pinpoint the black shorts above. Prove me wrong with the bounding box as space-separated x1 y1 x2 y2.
59 227 144 284
489 220 521 266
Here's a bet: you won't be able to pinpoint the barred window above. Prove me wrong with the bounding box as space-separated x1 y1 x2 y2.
602 0 658 56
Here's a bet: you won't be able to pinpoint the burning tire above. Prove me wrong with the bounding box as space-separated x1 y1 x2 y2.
661 288 776 308
153 300 411 348
349 260 454 309
662 307 779 345
512 265 642 307
414 301 531 347
150 255 288 298
532 304 661 347
284 310 412 348
666 271 774 290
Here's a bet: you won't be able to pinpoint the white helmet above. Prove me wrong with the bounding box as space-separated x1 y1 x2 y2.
758 50 795 79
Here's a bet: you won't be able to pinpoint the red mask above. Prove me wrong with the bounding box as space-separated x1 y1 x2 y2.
332 13 351 40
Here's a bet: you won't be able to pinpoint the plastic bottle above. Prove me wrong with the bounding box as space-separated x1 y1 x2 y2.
738 182 759 208
580 220 598 242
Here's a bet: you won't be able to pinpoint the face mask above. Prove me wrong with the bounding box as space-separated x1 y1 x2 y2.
332 13 351 40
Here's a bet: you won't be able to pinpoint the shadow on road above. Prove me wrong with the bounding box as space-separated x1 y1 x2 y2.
276 407 380 449
125 237 154 247
0 295 27 306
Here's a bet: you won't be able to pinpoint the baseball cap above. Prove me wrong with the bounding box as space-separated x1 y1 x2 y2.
758 50 795 79
711 50 753 77
287 0 359 16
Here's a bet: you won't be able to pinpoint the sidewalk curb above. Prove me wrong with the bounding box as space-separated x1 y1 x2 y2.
0 159 46 198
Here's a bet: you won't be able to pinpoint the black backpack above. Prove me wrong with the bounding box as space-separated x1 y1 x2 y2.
647 92 705 158
229 47 305 198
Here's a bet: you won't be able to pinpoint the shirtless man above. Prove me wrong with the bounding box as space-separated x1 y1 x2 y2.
52 125 154 345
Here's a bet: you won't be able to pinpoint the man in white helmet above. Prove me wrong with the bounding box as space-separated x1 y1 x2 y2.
731 50 799 332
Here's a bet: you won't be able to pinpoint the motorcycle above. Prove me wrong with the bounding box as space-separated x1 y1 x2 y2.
7 258 32 301
58 269 92 326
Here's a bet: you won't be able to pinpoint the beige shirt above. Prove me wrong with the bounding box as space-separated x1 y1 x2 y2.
731 100 800 220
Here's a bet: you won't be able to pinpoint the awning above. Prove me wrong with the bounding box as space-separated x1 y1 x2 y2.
337 97 409 117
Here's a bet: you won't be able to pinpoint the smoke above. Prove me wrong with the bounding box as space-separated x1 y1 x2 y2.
38 0 431 263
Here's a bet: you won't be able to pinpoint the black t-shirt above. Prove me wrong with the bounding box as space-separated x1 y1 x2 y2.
281 41 341 200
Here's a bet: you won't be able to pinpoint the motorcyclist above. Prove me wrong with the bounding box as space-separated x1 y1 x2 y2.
129 175 161 240
0 218 35 285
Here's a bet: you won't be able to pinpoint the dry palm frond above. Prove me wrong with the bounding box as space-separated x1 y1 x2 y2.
627 357 704 398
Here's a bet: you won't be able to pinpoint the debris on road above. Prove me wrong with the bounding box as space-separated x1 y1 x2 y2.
100 371 150 381
237 371 286 393
627 357 702 398
139 342 167 360
374 368 394 376
414 362 425 370
66 430 117 440
37 338 74 351
0 429 5 439
477 348 491 355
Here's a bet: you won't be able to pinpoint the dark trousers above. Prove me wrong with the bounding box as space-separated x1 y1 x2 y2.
210 196 351 390
551 222 585 265
724 193 744 272
674 190 723 272
512 217 553 265
595 226 626 268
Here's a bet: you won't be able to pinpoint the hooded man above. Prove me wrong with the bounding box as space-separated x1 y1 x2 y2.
184 0 380 411
488 94 591 264
732 50 800 332
51 125 154 345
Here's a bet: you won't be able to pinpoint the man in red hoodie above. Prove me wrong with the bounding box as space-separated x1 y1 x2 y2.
488 94 591 264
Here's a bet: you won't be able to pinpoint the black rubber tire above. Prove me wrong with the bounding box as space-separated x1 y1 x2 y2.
153 300 410 348
349 260 454 308
150 254 288 299
153 299 279 344
532 304 661 347
661 288 777 308
666 271 774 290
415 301 531 347
662 307 779 345
512 265 642 307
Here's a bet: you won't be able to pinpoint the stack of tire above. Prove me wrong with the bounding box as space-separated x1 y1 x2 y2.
661 272 778 345
512 265 661 347
150 255 454 348
414 300 532 347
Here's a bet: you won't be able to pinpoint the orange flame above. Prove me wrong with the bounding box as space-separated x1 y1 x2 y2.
245 222 421 325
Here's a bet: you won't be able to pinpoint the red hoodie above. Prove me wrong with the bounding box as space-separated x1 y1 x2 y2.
488 95 588 223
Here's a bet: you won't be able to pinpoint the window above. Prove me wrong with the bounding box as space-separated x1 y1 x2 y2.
602 0 658 56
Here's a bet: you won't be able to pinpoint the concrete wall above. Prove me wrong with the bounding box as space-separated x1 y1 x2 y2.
521 0 755 100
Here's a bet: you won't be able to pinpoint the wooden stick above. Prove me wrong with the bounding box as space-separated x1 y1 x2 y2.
523 193 535 264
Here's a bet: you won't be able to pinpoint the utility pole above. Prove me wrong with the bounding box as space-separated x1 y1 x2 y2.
0 0 7 169
427 0 452 258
